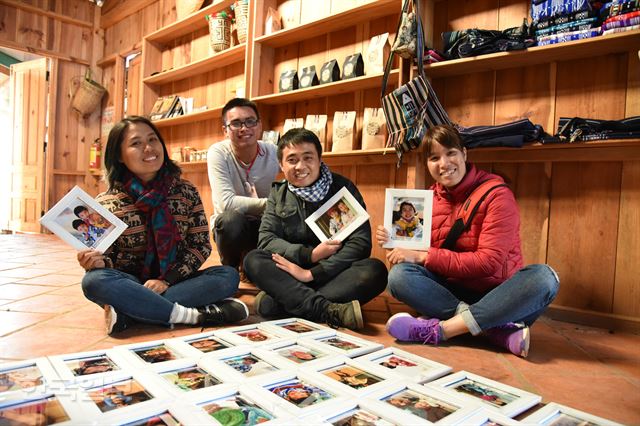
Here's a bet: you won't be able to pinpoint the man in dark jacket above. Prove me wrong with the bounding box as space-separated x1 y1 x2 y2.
243 128 387 330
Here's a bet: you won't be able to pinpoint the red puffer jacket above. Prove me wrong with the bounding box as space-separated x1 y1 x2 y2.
425 164 523 292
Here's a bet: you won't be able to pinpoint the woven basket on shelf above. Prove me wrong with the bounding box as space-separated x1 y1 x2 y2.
207 12 232 52
70 70 106 118
234 0 249 43
176 0 205 20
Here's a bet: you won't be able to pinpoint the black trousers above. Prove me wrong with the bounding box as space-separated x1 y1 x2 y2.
243 249 388 322
213 210 261 268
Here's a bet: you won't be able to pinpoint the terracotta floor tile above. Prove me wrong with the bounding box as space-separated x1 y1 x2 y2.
558 325 640 361
0 261 31 271
14 274 82 287
0 311 56 337
47 284 84 297
0 324 108 358
1 293 86 314
42 304 104 329
524 375 639 425
0 277 20 285
0 283 54 300
0 267 59 279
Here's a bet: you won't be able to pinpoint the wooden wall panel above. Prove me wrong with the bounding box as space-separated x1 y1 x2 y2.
613 161 640 317
441 72 495 126
548 162 622 312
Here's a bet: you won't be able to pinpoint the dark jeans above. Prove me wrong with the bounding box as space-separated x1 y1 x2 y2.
214 210 261 268
81 266 239 326
243 249 388 321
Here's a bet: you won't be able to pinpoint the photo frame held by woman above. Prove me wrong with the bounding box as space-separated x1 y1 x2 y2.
383 188 433 250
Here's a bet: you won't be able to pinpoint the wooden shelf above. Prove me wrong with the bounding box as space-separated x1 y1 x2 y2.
423 30 640 78
467 139 640 163
145 0 235 45
97 53 117 68
151 105 224 127
254 0 398 48
252 70 399 105
143 44 245 85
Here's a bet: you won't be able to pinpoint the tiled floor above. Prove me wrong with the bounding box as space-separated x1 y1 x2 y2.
0 233 638 424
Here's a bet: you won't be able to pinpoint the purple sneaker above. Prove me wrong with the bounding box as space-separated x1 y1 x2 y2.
386 313 441 344
484 323 530 357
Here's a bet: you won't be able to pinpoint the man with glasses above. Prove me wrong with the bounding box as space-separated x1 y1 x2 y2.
207 98 279 272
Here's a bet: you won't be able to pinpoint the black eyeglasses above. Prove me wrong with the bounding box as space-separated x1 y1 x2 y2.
226 118 259 130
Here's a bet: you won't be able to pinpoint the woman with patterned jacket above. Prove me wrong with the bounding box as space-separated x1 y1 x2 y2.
376 125 559 357
77 116 248 335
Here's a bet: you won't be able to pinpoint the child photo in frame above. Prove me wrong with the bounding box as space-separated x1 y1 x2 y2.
0 364 43 393
277 345 326 364
39 185 127 253
160 365 220 391
221 354 278 377
322 365 383 390
133 344 179 364
88 379 154 412
201 393 275 425
268 378 334 408
305 187 369 242
67 354 119 377
0 395 70 425
383 188 433 250
384 389 458 423
186 336 231 354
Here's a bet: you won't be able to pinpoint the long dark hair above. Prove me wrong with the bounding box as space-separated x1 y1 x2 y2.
104 116 180 188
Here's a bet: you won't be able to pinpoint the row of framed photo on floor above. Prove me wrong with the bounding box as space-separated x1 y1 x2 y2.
0 317 622 426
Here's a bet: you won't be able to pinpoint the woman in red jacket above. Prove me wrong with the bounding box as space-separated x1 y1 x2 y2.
376 125 559 357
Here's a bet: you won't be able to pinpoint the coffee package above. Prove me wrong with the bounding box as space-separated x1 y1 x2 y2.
366 33 390 75
362 107 387 150
342 53 365 79
332 111 357 152
283 118 304 135
265 7 282 35
299 65 319 89
279 70 299 92
305 114 328 148
319 60 341 84
278 0 300 29
262 130 280 145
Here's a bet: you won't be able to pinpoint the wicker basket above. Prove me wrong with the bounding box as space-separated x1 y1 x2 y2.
70 71 106 118
207 12 232 53
176 0 205 20
234 0 249 43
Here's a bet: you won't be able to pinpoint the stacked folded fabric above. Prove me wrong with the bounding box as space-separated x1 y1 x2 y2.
600 0 640 34
532 0 604 46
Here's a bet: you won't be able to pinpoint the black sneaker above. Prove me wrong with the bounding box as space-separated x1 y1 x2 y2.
254 291 286 319
104 305 131 335
198 298 249 326
324 300 364 331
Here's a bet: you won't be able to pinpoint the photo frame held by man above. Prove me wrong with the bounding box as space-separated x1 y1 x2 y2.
383 188 433 250
39 185 126 253
305 187 369 242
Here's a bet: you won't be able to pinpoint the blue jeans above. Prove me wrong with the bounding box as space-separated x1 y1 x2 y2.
387 263 559 334
81 266 239 326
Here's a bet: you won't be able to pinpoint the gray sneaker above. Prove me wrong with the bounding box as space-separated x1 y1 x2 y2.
254 291 286 319
325 300 364 330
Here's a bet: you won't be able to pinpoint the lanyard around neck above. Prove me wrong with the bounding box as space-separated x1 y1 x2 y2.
239 144 261 182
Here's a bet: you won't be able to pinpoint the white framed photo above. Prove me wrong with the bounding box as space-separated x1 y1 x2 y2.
255 338 339 370
0 391 89 425
383 188 433 250
149 358 233 398
215 323 289 347
249 370 349 416
39 185 127 253
112 339 191 372
355 346 452 384
48 349 132 382
260 317 330 338
366 380 480 425
0 358 59 396
298 330 383 358
300 355 400 397
426 370 541 418
300 398 400 426
166 331 236 359
187 383 294 425
97 400 202 426
304 187 370 242
521 402 624 426
202 346 283 383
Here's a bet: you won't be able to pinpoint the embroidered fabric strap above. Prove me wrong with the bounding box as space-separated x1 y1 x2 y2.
123 169 181 282
288 162 333 202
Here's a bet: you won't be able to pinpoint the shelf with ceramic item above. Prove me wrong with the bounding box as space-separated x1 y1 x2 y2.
150 105 224 127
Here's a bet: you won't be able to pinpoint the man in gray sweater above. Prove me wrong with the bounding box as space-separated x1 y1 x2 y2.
207 98 279 269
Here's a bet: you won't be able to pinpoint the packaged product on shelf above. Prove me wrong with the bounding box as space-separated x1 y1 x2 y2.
342 53 364 79
182 146 195 162
283 118 304 135
265 7 282 35
278 0 301 29
262 130 280 145
299 65 319 88
366 33 390 75
279 70 299 92
319 60 341 84
170 147 183 162
150 95 179 121
332 111 357 152
178 97 194 115
301 0 329 23
362 108 387 150
305 114 328 148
